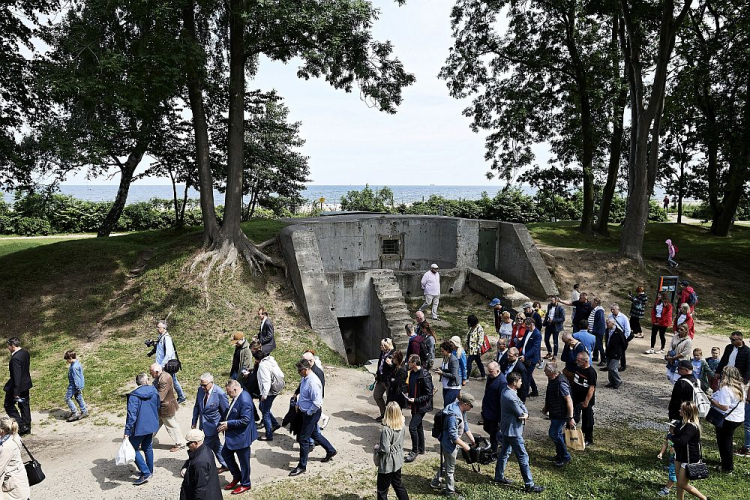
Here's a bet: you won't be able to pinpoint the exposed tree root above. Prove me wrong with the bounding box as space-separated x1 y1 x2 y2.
187 232 286 310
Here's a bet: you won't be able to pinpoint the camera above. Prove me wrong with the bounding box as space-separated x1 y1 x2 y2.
144 339 157 357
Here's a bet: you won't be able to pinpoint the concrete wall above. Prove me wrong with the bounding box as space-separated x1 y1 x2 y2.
497 223 559 299
393 269 467 300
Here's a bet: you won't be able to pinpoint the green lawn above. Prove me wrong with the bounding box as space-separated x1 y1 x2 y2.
252 423 747 500
0 219 344 411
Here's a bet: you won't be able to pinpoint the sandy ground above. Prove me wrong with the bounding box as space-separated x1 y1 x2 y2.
24 325 729 500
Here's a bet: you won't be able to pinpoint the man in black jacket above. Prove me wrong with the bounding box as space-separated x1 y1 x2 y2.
603 318 626 389
668 360 698 420
481 361 507 454
180 429 222 500
404 354 434 463
257 307 276 355
716 331 750 384
500 347 528 402
4 337 32 435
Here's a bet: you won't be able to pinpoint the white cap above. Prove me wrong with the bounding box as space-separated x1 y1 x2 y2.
430 263 439 269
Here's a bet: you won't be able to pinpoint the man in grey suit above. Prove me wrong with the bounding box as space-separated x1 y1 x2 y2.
492 372 544 494
191 372 229 471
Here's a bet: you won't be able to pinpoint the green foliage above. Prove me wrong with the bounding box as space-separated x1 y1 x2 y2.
340 184 395 212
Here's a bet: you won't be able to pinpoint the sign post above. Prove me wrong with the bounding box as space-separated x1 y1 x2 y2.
658 276 680 305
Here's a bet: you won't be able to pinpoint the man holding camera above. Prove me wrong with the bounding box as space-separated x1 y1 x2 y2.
152 320 186 404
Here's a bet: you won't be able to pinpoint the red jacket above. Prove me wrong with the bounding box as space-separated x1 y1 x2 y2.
511 324 526 347
680 287 697 313
651 299 673 327
674 312 695 340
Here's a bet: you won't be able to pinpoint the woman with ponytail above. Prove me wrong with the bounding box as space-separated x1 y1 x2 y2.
0 416 30 499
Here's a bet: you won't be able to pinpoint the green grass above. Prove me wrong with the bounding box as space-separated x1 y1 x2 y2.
527 222 750 335
0 219 345 411
252 422 748 499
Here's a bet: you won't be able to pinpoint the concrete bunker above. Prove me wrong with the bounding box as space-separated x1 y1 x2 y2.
279 214 558 364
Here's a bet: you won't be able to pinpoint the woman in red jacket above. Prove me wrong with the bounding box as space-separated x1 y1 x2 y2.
646 291 673 354
674 303 695 340
510 313 527 348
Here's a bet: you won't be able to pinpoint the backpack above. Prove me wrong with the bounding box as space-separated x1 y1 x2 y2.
409 335 429 365
431 409 446 439
684 379 711 418
673 244 679 254
270 365 285 395
687 291 698 307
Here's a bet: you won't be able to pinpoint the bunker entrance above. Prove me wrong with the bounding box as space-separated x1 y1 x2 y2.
337 316 372 365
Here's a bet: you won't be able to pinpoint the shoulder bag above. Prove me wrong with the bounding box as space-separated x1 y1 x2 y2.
20 439 45 486
705 397 742 428
164 336 182 374
685 435 709 480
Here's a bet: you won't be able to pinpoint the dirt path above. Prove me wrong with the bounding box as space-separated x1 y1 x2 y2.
25 318 730 499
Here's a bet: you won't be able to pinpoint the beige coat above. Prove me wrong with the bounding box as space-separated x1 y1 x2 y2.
0 436 30 500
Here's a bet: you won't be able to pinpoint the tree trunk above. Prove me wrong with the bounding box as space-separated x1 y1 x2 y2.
168 168 182 228
181 0 218 246
97 143 148 237
179 181 189 227
677 157 685 224
595 83 627 235
710 159 747 236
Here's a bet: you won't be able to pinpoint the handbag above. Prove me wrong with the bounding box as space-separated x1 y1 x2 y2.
372 444 380 467
705 399 742 428
479 334 491 355
564 427 586 451
164 339 182 374
685 439 708 480
20 439 45 486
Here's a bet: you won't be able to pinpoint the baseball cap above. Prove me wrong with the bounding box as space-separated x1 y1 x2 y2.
430 263 439 269
522 302 533 309
230 332 245 345
488 298 501 307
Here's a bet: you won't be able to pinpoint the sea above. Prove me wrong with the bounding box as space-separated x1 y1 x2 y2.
1 184 524 208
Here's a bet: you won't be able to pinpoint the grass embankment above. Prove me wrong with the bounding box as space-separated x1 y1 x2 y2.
527 221 750 334
0 220 344 413
253 423 748 499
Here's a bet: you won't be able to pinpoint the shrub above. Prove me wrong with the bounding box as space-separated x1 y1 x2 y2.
14 217 51 236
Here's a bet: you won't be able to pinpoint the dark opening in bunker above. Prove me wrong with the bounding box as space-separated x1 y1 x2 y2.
337 316 370 365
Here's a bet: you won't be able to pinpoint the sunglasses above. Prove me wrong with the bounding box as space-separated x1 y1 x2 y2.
186 441 197 446
730 337 742 341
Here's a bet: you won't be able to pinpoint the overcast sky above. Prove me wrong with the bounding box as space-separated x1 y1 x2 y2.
63 0 548 187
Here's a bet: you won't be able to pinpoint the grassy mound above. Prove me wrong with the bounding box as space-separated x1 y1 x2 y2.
0 220 344 411
528 222 750 334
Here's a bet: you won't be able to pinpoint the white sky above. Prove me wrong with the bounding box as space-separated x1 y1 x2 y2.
62 0 550 187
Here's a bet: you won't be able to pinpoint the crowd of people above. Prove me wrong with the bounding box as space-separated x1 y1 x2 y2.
3 274 749 499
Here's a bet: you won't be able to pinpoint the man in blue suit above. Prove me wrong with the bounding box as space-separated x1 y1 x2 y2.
492 372 544 494
192 372 229 471
517 317 542 398
218 379 257 495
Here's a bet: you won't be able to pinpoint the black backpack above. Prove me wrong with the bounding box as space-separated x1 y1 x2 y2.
431 409 446 439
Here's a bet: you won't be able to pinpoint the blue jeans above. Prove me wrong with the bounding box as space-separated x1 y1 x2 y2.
466 355 486 378
548 419 571 462
298 408 335 469
129 434 154 475
744 402 750 448
172 373 185 401
221 446 251 487
593 332 605 361
65 385 87 413
260 396 279 439
204 434 226 467
442 388 460 408
495 435 534 486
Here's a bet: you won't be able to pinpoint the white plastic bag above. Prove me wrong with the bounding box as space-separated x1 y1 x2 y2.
115 438 136 466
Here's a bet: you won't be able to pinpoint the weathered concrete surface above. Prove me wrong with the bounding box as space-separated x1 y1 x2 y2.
498 223 559 298
467 268 529 309
279 226 347 360
393 268 467 301
371 271 412 354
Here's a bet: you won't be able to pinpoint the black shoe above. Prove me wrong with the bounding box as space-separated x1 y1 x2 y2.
418 450 425 455
524 485 545 494
491 477 513 485
374 416 383 422
271 423 281 433
19 427 30 436
288 466 306 477
620 366 627 371
546 455 560 462
405 452 417 463
258 436 273 441
554 457 571 467
599 367 609 372
585 441 593 447
597 361 606 366
321 451 337 463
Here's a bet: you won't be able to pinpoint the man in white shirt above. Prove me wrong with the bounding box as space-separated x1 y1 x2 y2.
608 304 631 371
420 264 441 320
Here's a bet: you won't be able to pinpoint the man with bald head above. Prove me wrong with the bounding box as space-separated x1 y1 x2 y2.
481 361 507 454
150 363 185 452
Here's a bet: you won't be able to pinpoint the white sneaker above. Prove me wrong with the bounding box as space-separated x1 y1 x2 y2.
658 349 664 354
645 348 655 354
320 412 330 429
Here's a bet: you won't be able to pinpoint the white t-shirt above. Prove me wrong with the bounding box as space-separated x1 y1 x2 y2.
548 306 556 321
713 387 746 423
676 314 687 326
655 303 664 318
728 347 739 367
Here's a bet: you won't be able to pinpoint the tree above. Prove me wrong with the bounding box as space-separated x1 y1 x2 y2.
671 0 750 235
659 97 699 224
38 0 185 237
0 0 59 188
440 0 623 234
340 184 394 212
618 0 692 263
181 0 415 274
